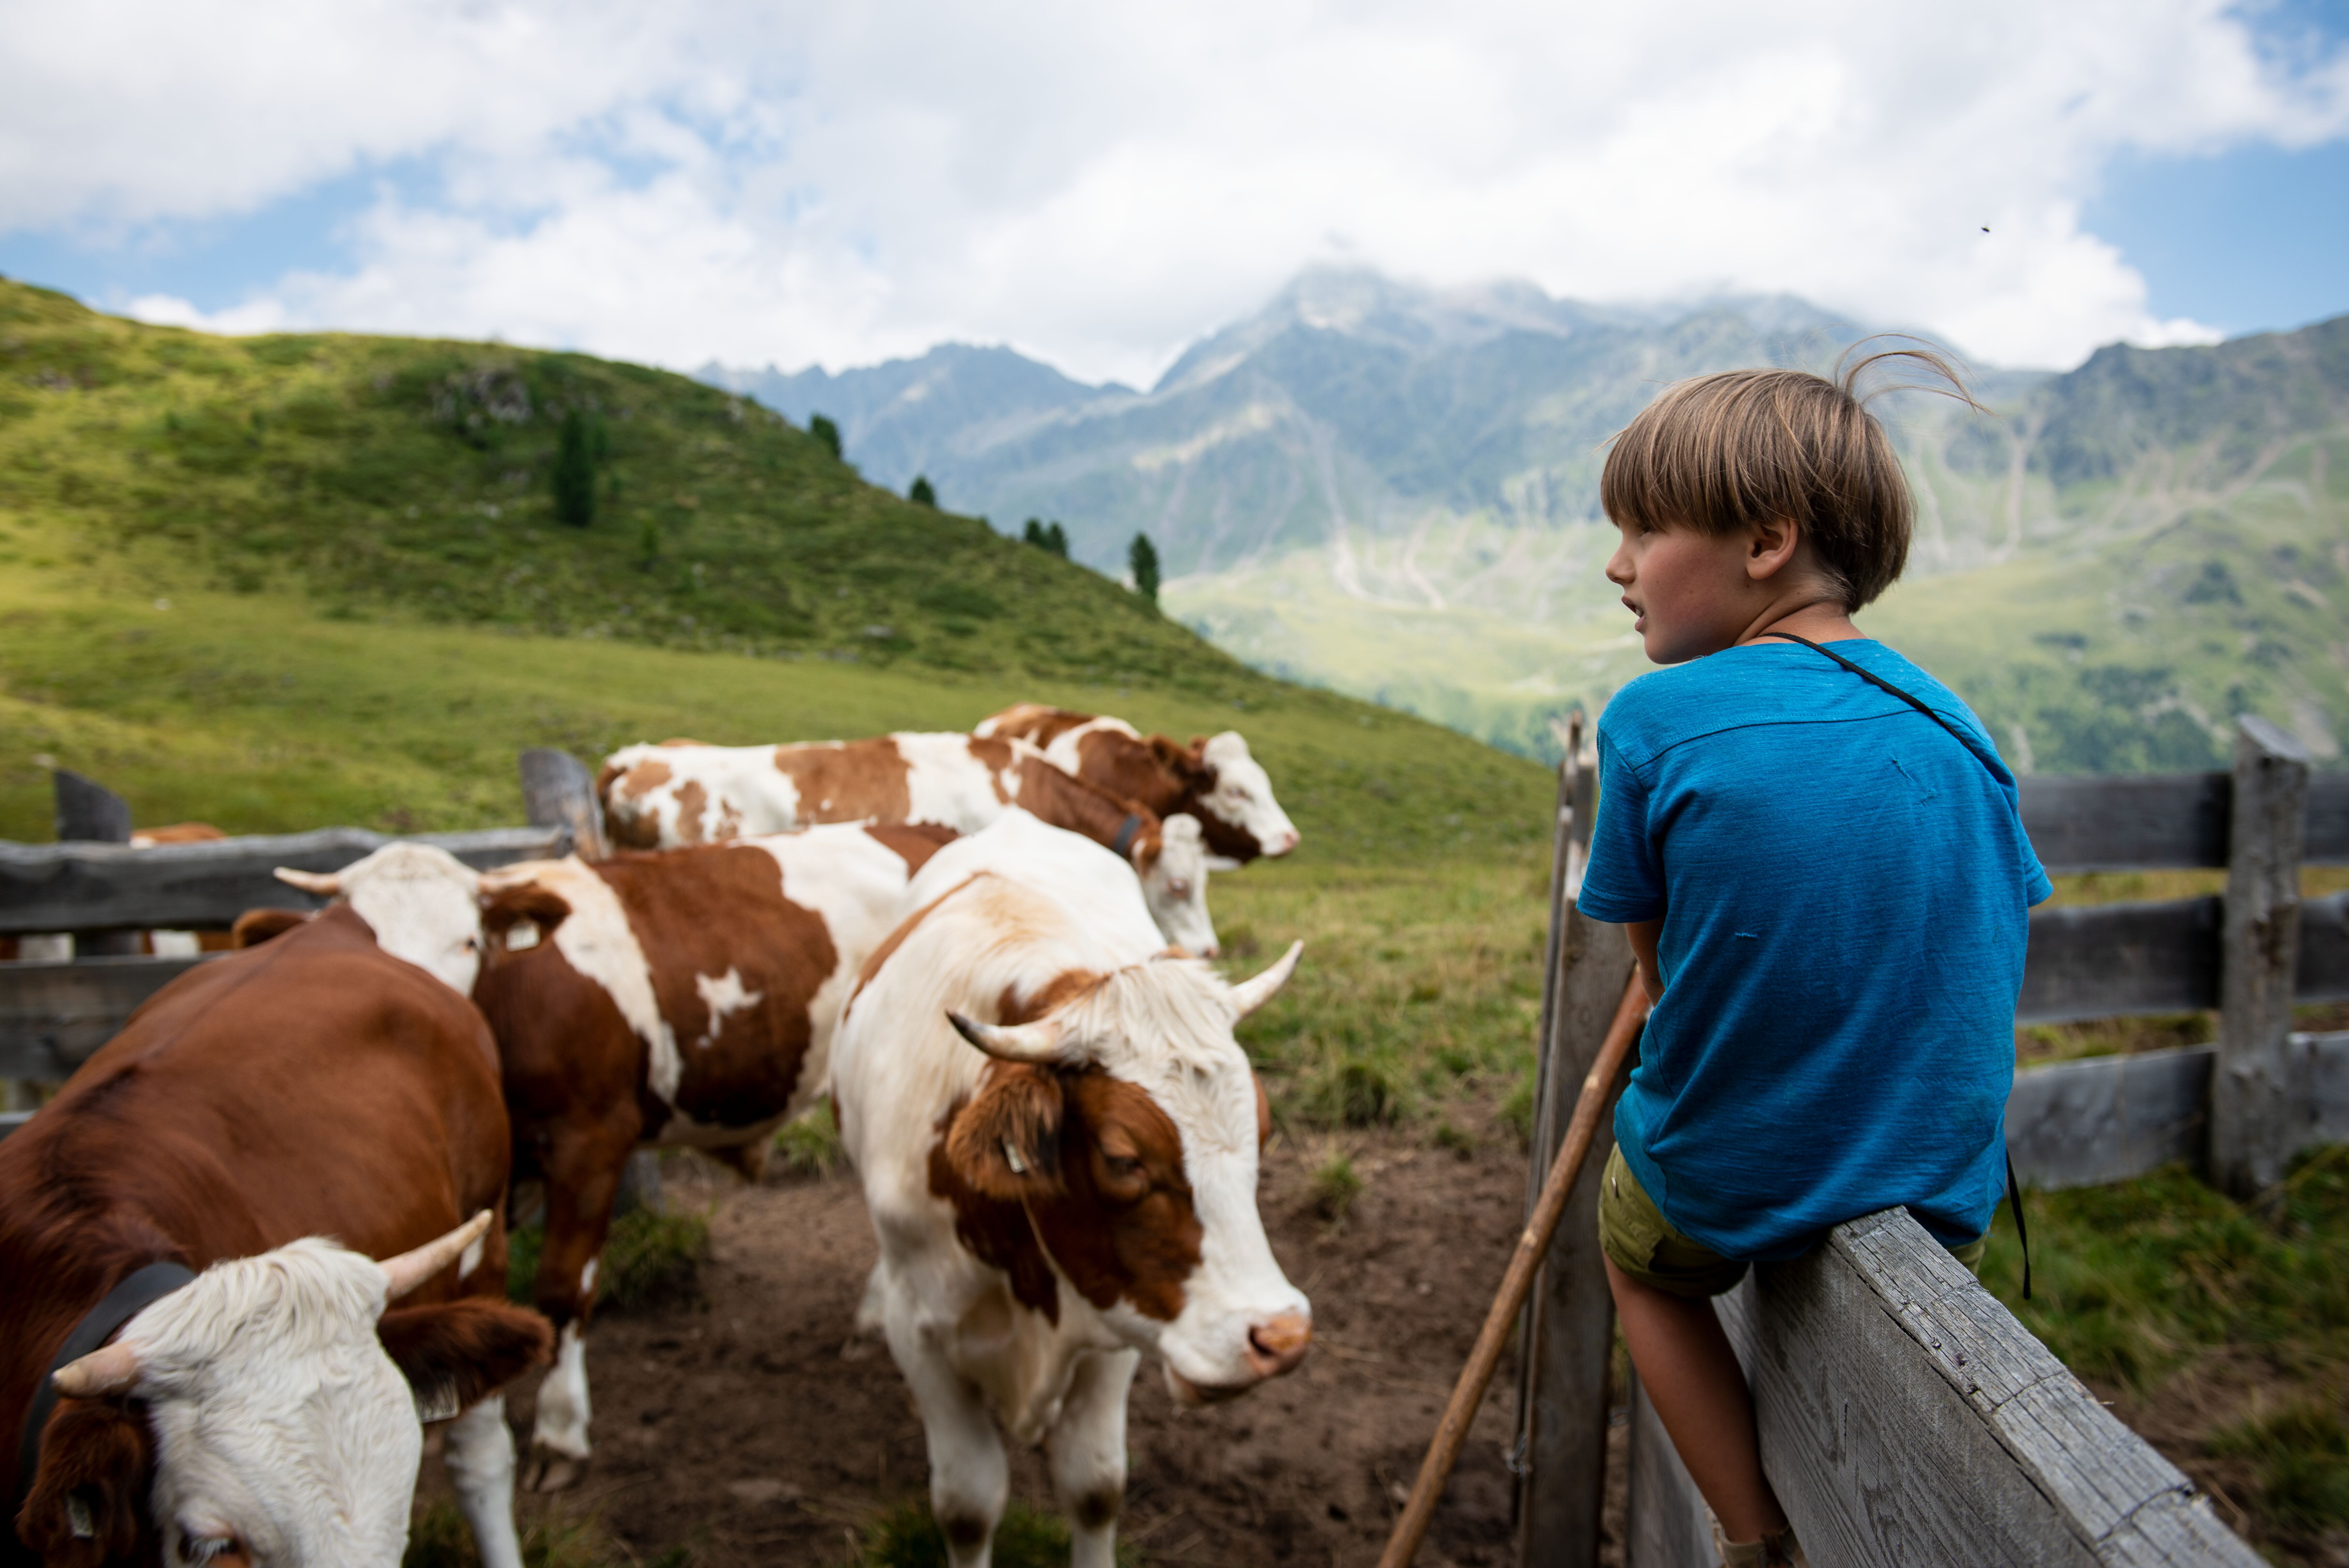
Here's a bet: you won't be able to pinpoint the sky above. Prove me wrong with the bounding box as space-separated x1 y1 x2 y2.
2 1 2345 389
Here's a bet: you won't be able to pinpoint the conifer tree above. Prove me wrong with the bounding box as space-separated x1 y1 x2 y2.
909 475 937 507
808 413 842 460
1023 518 1047 547
1129 531 1160 605
1045 522 1069 558
553 409 596 528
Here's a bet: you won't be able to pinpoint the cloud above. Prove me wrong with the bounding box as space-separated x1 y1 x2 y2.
17 0 2349 381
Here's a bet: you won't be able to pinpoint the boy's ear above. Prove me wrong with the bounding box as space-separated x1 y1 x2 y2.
1746 515 1803 579
946 1065 1066 1202
377 1299 555 1422
17 1398 154 1566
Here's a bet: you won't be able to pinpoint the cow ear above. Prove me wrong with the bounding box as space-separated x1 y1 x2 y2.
947 1065 1066 1201
17 1399 153 1566
377 1300 555 1423
480 885 572 954
231 906 310 948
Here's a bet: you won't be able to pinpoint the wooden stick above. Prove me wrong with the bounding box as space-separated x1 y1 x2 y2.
1376 970 1648 1568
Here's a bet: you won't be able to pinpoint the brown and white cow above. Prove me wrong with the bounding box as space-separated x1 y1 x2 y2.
831 811 1311 1568
469 822 955 1491
974 705 1300 864
0 844 551 1568
597 734 1220 955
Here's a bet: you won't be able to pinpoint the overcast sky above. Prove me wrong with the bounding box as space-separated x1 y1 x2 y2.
3 1 2345 387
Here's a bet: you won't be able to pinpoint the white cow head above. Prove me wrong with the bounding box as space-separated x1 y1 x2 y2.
20 1216 549 1568
1134 814 1218 958
274 843 485 993
942 941 1311 1402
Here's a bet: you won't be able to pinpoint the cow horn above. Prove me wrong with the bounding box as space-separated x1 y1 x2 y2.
378 1210 494 1301
51 1341 141 1399
946 1011 1070 1064
273 867 342 896
1226 940 1304 1019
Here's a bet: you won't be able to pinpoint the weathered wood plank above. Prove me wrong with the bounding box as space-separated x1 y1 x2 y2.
519 748 609 862
2307 771 2349 865
2289 1032 2349 1151
2005 1045 2213 1190
0 1110 29 1142
0 954 219 1079
1716 1208 2260 1567
2214 716 2308 1197
2018 773 2229 873
2019 898 2221 1023
54 768 139 957
1625 1370 1713 1568
2299 891 2349 1004
0 825 567 934
1516 907 1632 1568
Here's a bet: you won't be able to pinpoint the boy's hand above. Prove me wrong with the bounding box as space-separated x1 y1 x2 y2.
1627 918 1664 1003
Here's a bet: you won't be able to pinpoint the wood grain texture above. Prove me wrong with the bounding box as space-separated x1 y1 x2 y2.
0 953 218 1078
2018 773 2229 873
1625 1369 1714 1568
2299 892 2349 1004
519 747 609 861
2005 1046 2214 1190
0 824 565 933
2019 898 2222 1023
2289 1031 2349 1151
1516 909 1633 1568
2214 716 2309 1197
2306 771 2349 865
1717 1209 2261 1567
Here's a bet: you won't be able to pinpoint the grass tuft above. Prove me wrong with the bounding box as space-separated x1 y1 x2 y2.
774 1102 844 1179
506 1207 712 1315
1309 1145 1364 1225
2208 1397 2349 1539
404 1502 681 1568
839 1498 1134 1568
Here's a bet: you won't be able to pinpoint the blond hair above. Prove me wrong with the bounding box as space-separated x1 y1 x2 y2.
1599 343 1978 610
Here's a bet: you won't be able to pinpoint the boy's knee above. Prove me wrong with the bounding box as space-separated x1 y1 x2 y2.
1597 1144 1750 1299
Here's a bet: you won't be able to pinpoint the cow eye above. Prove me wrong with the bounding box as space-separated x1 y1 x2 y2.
180 1532 245 1564
1168 880 1190 898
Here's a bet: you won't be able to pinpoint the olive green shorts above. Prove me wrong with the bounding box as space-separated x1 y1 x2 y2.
1597 1144 1987 1299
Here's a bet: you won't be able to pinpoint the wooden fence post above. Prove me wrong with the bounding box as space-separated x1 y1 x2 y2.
1515 905 1634 1568
2212 716 2310 1199
54 769 137 958
519 749 610 861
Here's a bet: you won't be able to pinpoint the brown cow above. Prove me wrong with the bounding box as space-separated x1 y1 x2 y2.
597 734 1219 954
471 822 954 1491
974 706 1299 863
1 845 550 1568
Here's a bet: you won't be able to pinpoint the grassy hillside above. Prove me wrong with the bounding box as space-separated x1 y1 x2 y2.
0 277 1248 689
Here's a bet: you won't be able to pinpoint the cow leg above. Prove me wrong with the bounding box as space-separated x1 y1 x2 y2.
524 1123 632 1492
1046 1347 1139 1568
445 1394 526 1568
887 1316 1008 1568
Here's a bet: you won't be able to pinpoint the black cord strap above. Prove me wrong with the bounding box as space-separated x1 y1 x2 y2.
14 1260 195 1517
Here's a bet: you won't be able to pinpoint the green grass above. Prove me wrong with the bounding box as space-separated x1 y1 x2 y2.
1307 1144 1364 1225
840 1498 1135 1568
774 1102 844 1178
506 1208 712 1315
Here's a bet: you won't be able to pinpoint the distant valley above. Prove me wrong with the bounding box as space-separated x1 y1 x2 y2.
711 268 2348 772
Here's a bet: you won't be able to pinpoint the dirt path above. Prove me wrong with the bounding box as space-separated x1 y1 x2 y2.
424 1128 1632 1567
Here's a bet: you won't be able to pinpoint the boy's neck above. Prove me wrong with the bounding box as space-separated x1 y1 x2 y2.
1733 597 1864 648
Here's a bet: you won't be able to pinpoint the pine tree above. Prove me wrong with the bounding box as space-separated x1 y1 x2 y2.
1129 531 1160 605
1023 518 1047 547
909 475 937 507
808 413 842 460
552 409 596 528
1045 522 1069 559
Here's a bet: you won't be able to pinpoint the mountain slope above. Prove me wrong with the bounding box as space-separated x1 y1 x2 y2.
0 277 1247 693
708 271 2347 771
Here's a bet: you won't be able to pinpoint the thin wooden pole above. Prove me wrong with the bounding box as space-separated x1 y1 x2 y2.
1379 972 1649 1568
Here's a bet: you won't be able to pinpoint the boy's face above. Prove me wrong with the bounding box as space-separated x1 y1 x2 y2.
1603 516 1760 664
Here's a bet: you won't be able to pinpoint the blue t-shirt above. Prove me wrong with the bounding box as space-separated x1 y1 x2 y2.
1578 639 2051 1260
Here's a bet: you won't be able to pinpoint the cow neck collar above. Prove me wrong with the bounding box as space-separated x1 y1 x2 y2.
12 1261 195 1522
1110 815 1142 859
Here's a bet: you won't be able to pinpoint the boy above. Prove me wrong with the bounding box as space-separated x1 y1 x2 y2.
1574 357 2051 1568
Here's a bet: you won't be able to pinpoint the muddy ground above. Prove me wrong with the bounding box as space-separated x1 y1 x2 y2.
419 1127 1631 1568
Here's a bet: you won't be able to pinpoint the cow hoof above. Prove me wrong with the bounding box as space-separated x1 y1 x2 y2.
524 1446 588 1493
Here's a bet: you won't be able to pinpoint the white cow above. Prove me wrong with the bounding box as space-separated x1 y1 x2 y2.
831 811 1311 1568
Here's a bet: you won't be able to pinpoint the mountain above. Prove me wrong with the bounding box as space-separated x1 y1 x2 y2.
0 276 1255 695
706 269 2348 772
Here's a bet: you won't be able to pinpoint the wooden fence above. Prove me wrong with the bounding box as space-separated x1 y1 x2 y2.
0 751 603 1126
1517 716 2346 1568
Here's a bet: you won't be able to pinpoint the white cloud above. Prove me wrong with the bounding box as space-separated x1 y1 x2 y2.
14 0 2348 381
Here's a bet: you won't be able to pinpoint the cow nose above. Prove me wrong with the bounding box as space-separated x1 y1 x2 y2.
1275 830 1300 854
1198 939 1221 958
1245 1312 1313 1379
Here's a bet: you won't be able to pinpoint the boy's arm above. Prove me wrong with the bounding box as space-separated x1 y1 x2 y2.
1626 918 1663 1003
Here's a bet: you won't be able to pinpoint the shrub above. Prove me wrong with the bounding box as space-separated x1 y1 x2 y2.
552 410 596 528
808 412 842 459
908 475 936 507
1128 531 1159 604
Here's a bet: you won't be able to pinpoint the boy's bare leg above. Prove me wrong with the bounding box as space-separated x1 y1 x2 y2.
1605 1255 1789 1542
